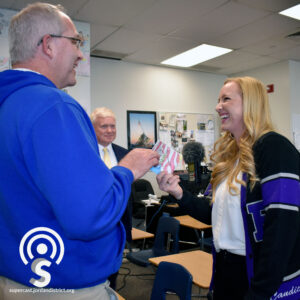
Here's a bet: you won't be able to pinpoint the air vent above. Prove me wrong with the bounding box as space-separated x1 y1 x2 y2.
90 49 127 60
285 30 300 41
191 65 222 72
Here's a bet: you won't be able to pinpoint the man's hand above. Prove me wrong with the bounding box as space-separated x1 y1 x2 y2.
119 148 159 180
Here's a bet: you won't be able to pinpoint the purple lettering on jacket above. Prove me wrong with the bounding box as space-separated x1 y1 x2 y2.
271 275 300 300
246 200 265 242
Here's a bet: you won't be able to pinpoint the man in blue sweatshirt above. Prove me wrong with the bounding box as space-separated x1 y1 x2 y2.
0 3 159 299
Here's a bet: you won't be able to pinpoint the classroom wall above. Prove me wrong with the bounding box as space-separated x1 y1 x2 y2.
232 60 298 141
90 57 226 195
290 60 300 115
91 57 226 147
90 57 300 194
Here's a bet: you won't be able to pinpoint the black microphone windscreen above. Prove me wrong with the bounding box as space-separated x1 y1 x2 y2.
182 142 205 164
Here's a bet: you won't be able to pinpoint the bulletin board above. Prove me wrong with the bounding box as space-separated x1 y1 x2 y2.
158 112 215 165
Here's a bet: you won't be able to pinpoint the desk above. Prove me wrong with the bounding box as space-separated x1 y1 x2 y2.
131 228 154 240
174 215 212 249
166 203 179 208
149 250 213 288
174 215 211 231
116 291 125 300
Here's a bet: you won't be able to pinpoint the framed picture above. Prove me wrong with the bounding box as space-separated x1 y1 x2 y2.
127 110 157 150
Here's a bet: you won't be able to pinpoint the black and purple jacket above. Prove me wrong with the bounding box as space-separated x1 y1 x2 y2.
177 131 300 299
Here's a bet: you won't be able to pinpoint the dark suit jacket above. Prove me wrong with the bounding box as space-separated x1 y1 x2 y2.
112 143 129 162
111 143 132 242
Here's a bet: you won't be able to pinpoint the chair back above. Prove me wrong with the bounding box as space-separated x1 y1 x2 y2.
131 179 154 219
153 215 180 257
150 261 193 300
126 215 180 267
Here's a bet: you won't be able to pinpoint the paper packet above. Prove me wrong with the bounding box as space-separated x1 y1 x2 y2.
150 140 183 174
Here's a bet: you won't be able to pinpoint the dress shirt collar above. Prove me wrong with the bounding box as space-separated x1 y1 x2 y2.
98 143 113 154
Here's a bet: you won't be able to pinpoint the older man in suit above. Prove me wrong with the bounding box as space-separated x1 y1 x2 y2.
90 107 132 289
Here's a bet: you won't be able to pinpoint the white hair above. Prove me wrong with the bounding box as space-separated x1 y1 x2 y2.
90 107 116 123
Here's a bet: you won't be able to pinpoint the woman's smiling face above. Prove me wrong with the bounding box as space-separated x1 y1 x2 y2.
216 81 245 141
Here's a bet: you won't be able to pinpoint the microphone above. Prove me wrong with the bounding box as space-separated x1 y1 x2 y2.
182 142 205 182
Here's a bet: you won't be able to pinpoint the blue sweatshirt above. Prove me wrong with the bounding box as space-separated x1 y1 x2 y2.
0 70 133 288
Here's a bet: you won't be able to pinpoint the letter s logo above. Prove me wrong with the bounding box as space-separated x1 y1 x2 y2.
30 258 51 288
19 227 64 287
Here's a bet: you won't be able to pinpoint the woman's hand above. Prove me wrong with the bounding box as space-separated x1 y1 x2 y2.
156 171 183 200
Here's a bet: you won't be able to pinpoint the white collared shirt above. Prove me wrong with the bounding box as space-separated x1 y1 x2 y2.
98 144 118 167
212 171 246 256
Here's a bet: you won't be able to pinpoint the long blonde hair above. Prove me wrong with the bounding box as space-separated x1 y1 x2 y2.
210 76 274 201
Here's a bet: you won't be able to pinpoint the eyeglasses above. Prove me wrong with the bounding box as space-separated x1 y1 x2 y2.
37 34 84 48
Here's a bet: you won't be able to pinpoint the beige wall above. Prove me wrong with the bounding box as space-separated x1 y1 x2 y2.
290 60 300 115
90 57 300 194
90 57 226 195
232 60 292 140
91 57 226 147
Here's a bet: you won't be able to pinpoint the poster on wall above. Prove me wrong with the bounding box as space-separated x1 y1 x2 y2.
0 8 15 38
158 112 215 165
74 21 90 77
127 110 157 150
0 8 16 71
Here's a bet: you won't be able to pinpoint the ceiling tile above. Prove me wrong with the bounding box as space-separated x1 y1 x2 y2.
51 0 89 16
236 0 300 13
90 23 118 49
125 36 199 64
221 55 281 75
210 13 300 49
124 0 227 35
6 0 86 16
171 1 270 43
93 28 161 54
242 36 299 56
270 45 300 60
200 50 260 68
74 0 156 27
0 0 299 73
191 65 224 73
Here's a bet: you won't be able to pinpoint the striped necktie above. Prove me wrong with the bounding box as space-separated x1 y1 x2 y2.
103 147 112 168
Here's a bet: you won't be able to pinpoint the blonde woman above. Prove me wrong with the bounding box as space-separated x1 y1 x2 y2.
157 77 300 300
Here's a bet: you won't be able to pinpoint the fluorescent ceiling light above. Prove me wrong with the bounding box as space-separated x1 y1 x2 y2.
279 4 300 21
161 44 232 67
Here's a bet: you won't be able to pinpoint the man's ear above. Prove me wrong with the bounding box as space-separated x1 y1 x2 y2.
40 35 54 59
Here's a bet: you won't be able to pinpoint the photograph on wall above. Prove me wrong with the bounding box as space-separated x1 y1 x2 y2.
127 110 157 150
